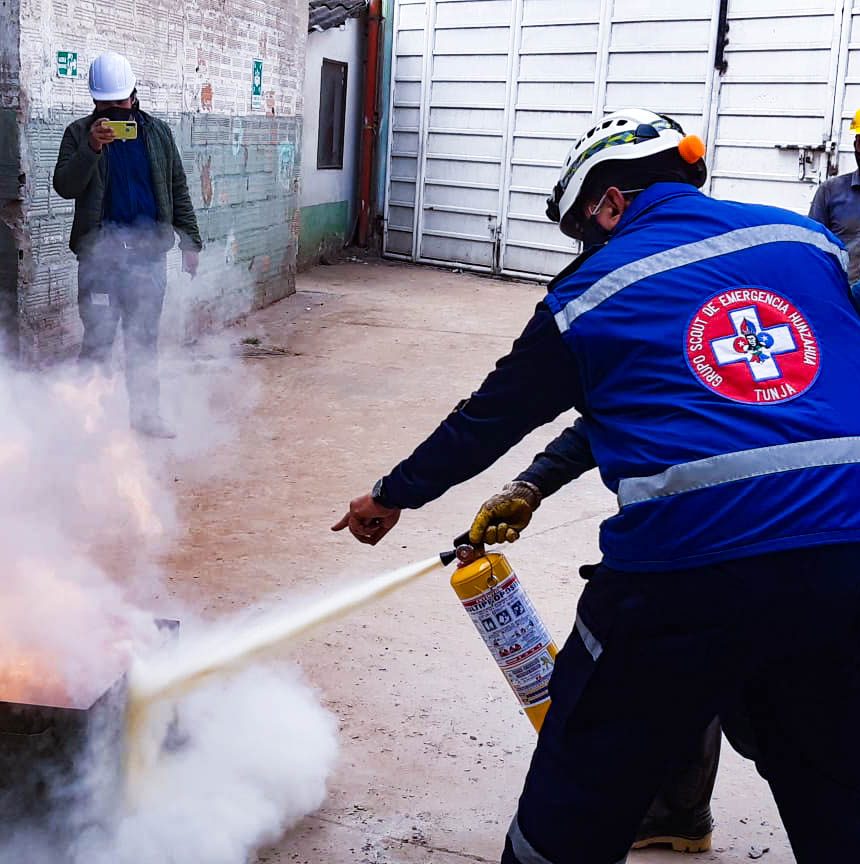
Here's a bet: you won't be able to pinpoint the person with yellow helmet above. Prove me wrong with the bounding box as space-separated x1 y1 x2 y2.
337 108 860 863
809 109 860 289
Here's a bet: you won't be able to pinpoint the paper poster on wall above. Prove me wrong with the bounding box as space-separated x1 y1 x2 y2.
252 59 263 110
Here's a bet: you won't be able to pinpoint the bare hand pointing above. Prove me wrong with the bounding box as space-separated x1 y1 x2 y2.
332 494 402 545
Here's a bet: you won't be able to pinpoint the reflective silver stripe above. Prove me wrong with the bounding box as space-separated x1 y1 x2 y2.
554 223 848 332
508 816 557 864
507 815 627 864
575 613 603 661
618 436 860 507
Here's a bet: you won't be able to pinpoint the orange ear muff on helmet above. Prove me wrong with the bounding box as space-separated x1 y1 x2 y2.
679 134 706 164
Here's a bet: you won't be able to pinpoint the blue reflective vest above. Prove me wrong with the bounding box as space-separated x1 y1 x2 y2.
544 182 860 572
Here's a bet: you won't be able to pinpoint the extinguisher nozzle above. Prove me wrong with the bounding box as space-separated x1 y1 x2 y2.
440 548 458 567
440 530 485 567
441 530 473 566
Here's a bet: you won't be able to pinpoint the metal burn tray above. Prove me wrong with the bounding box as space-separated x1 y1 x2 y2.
0 618 179 835
0 675 127 831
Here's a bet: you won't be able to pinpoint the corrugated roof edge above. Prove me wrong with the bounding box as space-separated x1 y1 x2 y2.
308 0 368 32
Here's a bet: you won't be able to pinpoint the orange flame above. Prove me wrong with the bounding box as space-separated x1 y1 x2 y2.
0 652 75 708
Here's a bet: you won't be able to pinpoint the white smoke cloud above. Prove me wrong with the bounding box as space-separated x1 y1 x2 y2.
0 368 163 706
0 344 337 864
83 665 338 864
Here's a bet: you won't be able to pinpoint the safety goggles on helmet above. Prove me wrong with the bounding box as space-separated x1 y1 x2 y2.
560 118 682 199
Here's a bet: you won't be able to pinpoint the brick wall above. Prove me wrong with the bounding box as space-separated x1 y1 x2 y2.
0 0 21 357
13 0 308 363
0 0 19 111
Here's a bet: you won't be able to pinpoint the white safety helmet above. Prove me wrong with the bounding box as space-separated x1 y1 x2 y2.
88 51 137 102
546 108 706 239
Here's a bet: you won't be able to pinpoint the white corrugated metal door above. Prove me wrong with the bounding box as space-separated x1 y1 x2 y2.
706 0 845 211
415 0 515 270
830 1 860 175
385 0 518 270
386 0 720 278
497 1 603 278
599 0 717 139
384 0 428 259
497 0 718 279
385 0 858 276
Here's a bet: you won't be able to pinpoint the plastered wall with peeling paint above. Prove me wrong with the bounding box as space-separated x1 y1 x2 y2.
10 0 308 363
299 17 364 269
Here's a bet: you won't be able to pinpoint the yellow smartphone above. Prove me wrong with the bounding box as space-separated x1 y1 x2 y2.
102 120 138 141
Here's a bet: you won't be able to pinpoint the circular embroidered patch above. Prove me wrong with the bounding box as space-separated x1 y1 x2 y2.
685 288 820 404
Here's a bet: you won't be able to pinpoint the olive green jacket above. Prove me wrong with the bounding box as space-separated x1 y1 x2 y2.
53 110 203 257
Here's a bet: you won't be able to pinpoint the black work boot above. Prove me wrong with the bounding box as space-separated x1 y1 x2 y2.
632 719 721 853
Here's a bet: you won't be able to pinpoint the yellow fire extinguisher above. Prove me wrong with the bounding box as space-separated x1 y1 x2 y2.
441 532 558 732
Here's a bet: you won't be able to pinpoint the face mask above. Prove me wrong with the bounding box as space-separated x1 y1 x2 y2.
94 105 134 121
579 187 645 249
580 216 612 249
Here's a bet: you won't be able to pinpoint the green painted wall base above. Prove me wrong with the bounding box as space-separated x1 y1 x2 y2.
299 200 351 270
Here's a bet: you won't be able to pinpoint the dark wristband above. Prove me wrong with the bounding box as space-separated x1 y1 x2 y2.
371 477 395 509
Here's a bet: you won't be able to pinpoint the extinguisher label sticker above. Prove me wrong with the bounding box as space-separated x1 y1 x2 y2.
462 573 555 708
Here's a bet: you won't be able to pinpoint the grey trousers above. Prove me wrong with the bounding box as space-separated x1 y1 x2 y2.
77 254 167 423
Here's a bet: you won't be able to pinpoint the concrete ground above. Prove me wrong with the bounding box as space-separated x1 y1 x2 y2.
163 260 794 863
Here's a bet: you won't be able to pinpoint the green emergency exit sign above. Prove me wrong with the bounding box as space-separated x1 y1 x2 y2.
252 59 263 109
57 51 78 79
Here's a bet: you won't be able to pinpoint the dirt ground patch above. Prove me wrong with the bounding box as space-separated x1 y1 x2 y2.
161 260 793 863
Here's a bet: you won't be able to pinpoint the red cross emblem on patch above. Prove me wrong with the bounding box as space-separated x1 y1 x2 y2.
685 288 820 404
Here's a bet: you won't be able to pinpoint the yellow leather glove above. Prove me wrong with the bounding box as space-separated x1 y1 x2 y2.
469 481 542 546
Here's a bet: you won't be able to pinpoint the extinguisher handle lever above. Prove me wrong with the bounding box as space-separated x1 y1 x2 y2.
440 548 459 567
452 530 472 548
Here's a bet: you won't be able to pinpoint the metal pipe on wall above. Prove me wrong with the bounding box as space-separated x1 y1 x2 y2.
357 0 383 246
373 0 395 228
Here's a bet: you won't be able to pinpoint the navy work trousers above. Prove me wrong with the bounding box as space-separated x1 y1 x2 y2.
77 254 167 424
501 543 860 864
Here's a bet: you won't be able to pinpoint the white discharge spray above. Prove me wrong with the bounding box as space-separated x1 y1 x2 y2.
125 556 442 828
129 556 443 707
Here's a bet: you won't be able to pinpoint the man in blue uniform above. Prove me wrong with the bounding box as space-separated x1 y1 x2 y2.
334 109 860 863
